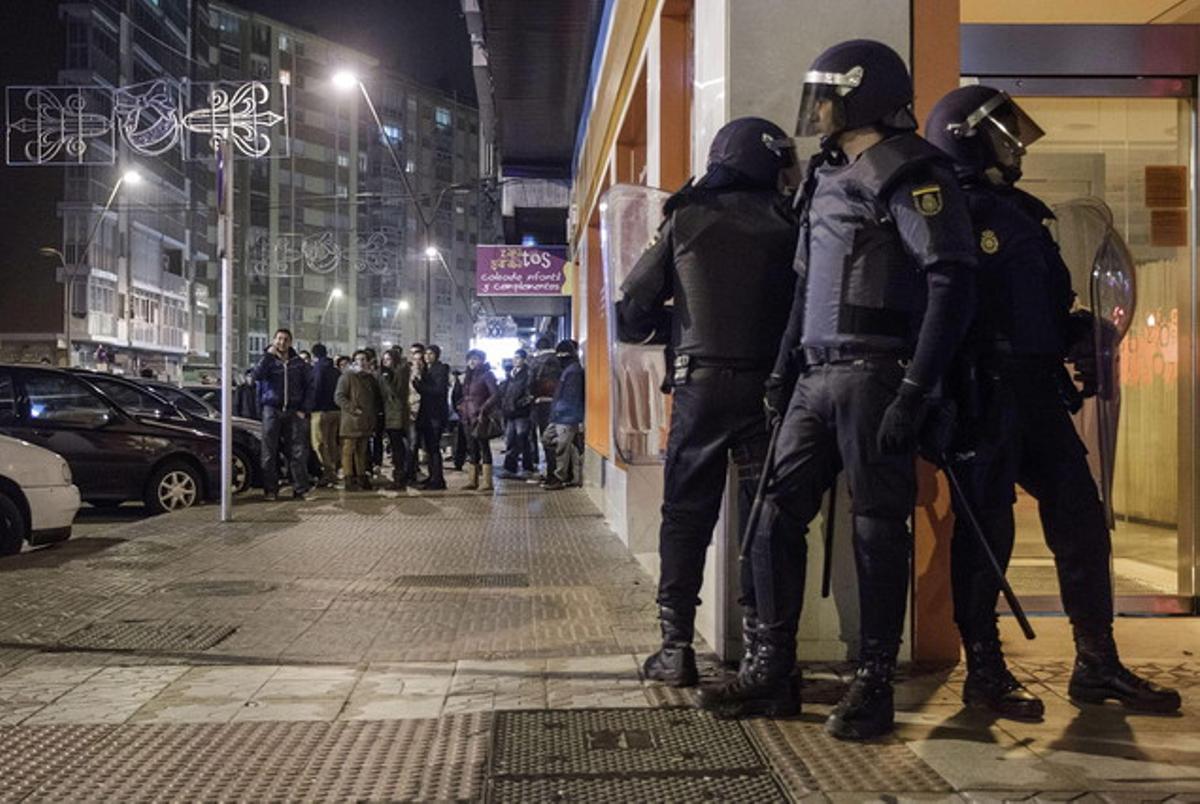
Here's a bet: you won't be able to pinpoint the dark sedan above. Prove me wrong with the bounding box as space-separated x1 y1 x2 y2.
0 365 221 514
76 372 264 494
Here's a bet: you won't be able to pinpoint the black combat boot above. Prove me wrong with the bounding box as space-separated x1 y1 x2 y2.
738 609 761 675
642 606 699 687
962 640 1044 720
826 655 896 741
697 625 800 719
1069 625 1181 713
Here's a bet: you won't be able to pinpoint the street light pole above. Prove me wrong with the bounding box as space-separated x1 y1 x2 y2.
40 169 141 367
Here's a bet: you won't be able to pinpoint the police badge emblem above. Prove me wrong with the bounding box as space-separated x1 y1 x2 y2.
980 229 1000 254
912 184 944 216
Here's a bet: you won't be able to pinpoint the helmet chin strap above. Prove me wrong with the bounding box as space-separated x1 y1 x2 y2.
984 164 1022 187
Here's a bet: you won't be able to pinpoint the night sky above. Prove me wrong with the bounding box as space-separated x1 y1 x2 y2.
229 0 476 102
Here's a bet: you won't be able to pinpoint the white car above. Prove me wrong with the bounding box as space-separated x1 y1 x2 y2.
0 434 81 556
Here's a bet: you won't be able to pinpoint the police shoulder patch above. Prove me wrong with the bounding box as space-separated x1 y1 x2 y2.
912 184 944 217
980 229 1000 255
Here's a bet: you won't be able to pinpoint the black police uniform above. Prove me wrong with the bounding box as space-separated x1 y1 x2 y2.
928 83 1180 716
949 185 1114 646
618 185 798 679
746 134 975 720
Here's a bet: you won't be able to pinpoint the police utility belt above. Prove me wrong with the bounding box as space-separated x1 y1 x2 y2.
672 355 771 386
802 345 911 367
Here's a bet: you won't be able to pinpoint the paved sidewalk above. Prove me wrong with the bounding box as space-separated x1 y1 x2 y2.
0 483 1198 801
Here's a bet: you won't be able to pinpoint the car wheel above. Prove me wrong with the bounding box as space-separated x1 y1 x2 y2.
145 461 202 514
0 492 26 557
232 449 252 495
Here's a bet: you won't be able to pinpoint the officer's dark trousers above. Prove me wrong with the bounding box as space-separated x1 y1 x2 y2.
752 360 916 659
949 363 1113 644
657 367 770 616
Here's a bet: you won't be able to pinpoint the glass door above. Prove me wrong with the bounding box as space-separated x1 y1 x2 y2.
967 83 1197 614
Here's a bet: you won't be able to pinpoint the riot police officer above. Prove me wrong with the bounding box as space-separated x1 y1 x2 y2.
924 85 1180 717
617 117 800 688
700 40 977 740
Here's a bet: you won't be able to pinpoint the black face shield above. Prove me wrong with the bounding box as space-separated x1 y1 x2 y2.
795 66 863 137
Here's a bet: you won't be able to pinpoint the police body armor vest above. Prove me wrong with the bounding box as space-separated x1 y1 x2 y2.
669 190 798 363
963 184 1071 358
799 134 945 356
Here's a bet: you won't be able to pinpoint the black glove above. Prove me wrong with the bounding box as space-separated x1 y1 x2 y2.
876 380 928 456
763 372 791 429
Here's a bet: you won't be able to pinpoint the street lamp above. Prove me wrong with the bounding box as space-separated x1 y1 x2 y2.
318 286 344 343
39 168 142 366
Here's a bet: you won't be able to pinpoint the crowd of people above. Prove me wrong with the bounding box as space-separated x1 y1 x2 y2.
241 330 586 501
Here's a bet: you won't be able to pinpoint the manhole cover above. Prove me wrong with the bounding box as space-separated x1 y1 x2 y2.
54 621 236 652
395 574 529 588
490 709 779 794
162 580 279 597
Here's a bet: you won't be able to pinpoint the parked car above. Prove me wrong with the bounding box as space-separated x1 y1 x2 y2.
0 365 221 514
74 371 264 495
0 433 81 556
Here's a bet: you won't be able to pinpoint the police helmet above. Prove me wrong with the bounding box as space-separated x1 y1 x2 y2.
698 116 796 189
796 39 917 139
925 85 1045 182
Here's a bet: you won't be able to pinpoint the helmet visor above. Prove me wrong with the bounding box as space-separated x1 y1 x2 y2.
795 68 860 137
969 93 1045 157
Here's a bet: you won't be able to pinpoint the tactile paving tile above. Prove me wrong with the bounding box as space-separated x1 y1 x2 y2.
747 718 953 794
159 580 280 597
0 724 116 804
394 574 531 588
1012 659 1200 690
8 716 489 803
50 621 237 653
488 771 790 803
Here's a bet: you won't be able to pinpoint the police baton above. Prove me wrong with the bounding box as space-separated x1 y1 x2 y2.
940 454 1037 641
739 419 783 562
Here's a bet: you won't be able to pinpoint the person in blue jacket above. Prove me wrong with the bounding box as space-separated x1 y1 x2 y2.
252 328 314 501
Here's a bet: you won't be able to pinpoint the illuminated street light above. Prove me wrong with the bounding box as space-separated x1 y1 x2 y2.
331 70 359 92
424 245 440 259
319 286 344 341
122 169 143 185
398 299 411 312
330 286 344 299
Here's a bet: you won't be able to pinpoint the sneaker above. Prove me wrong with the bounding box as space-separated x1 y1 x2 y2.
262 491 279 502
292 489 314 502
542 479 566 491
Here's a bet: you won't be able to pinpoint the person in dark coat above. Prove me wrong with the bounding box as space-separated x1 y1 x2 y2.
379 347 412 490
308 343 342 487
500 349 536 476
458 349 500 492
251 328 314 501
413 344 451 490
529 335 562 479
542 340 584 490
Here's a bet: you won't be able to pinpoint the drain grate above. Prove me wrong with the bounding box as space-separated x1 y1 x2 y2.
395 573 530 588
54 621 237 653
161 580 279 597
747 719 952 794
488 708 785 801
489 772 788 803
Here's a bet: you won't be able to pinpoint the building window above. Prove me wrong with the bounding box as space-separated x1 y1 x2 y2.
381 124 402 144
337 153 349 168
66 19 89 69
435 107 451 128
405 159 415 173
279 33 289 51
